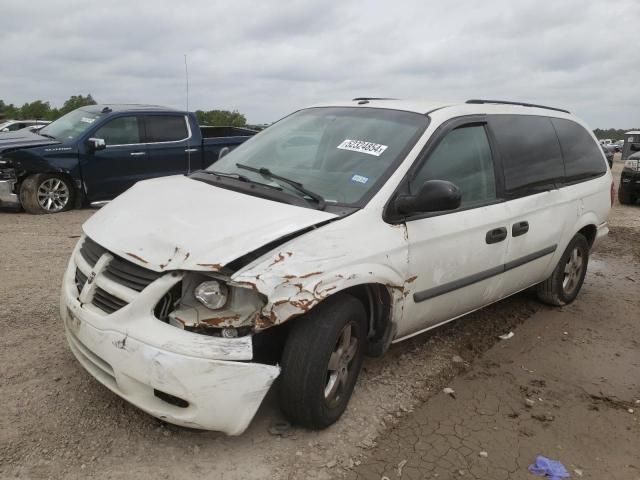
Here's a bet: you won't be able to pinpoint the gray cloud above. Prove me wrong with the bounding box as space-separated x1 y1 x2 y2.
0 0 638 127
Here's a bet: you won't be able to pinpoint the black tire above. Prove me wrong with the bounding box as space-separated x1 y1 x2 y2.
618 184 633 205
536 234 589 306
278 293 366 429
19 173 75 214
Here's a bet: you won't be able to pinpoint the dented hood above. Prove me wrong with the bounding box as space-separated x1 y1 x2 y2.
83 175 337 272
0 129 61 153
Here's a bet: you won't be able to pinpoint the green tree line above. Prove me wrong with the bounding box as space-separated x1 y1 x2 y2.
0 95 248 127
0 94 98 121
195 109 247 127
593 128 640 141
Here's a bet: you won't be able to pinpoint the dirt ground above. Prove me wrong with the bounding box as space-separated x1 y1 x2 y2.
1 157 638 479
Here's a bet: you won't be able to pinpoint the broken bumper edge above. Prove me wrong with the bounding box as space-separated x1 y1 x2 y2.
0 179 19 208
592 221 609 249
60 291 280 436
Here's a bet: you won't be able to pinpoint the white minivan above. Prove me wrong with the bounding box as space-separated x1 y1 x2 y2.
61 99 613 435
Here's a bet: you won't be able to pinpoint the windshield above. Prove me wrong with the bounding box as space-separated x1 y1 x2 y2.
39 109 101 141
208 107 428 206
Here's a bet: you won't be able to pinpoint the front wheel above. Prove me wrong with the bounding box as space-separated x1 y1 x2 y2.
278 294 366 429
536 234 589 306
19 173 75 214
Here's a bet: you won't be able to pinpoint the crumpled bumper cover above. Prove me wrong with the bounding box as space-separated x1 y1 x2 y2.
0 179 19 207
60 247 280 435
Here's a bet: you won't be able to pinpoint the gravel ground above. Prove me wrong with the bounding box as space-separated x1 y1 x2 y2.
0 156 634 479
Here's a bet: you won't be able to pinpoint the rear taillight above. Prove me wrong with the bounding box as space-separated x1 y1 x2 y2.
610 181 615 206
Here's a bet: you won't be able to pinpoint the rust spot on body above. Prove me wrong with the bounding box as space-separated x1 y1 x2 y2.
233 280 258 291
126 252 148 264
299 271 322 279
199 314 241 326
406 275 418 283
197 263 223 271
268 252 293 267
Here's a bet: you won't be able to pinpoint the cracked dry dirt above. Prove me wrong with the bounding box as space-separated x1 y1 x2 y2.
347 160 640 480
1 159 638 479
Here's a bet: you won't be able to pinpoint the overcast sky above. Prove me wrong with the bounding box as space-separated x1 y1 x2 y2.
1 0 639 128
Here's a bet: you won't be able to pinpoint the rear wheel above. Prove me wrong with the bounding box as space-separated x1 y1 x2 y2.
278 294 366 429
19 174 75 214
536 234 589 306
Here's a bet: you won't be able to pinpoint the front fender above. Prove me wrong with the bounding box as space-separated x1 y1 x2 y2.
233 263 409 329
9 147 80 180
229 209 411 329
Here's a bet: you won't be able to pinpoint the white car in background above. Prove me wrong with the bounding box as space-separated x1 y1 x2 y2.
0 119 51 132
61 98 612 435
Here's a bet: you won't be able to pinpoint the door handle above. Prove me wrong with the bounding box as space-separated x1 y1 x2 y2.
184 148 199 153
486 227 507 244
130 152 146 156
512 221 529 237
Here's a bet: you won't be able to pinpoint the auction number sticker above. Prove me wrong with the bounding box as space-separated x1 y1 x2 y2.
337 139 388 157
80 117 96 124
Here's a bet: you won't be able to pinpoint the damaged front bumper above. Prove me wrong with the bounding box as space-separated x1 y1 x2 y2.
60 241 280 435
0 179 19 208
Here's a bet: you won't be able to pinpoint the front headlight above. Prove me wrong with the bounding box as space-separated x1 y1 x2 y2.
195 280 229 310
624 159 639 171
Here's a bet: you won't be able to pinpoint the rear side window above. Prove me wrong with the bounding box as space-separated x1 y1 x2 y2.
95 116 141 145
552 118 606 180
410 125 496 207
489 115 563 194
144 116 188 142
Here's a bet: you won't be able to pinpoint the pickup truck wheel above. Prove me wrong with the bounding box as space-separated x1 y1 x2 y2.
618 184 633 205
536 233 589 306
20 174 75 214
278 293 366 429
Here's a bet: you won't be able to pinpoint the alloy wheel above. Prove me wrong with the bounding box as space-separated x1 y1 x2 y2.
324 322 358 408
562 247 584 294
37 178 69 212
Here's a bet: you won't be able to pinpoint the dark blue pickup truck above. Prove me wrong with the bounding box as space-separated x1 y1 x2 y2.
0 104 256 213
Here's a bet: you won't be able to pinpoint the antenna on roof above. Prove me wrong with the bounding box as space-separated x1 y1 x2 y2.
184 54 191 174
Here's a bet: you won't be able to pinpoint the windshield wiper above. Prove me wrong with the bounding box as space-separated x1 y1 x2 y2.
196 169 252 182
39 133 56 140
236 163 326 210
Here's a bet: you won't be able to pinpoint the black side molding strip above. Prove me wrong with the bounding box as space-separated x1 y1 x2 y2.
414 265 504 303
413 244 557 303
504 245 557 272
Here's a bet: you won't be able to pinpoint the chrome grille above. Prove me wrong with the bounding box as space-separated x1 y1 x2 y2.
75 236 162 315
104 256 162 292
92 287 128 314
75 268 88 293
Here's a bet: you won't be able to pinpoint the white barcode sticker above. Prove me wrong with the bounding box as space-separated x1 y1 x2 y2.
337 139 388 157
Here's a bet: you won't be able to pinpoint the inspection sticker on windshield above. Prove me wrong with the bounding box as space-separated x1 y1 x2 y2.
351 174 369 184
337 139 388 156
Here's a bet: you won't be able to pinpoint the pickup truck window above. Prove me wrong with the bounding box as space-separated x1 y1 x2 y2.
94 116 141 146
208 107 428 206
39 109 101 141
144 115 189 143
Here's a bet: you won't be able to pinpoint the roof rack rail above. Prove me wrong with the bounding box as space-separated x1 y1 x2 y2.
352 97 396 101
465 99 570 114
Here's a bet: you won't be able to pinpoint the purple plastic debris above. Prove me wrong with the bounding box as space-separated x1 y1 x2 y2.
528 455 570 479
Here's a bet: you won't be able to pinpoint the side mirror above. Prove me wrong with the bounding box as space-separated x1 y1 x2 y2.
218 147 230 160
395 180 461 215
87 138 106 152
1 128 8 132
